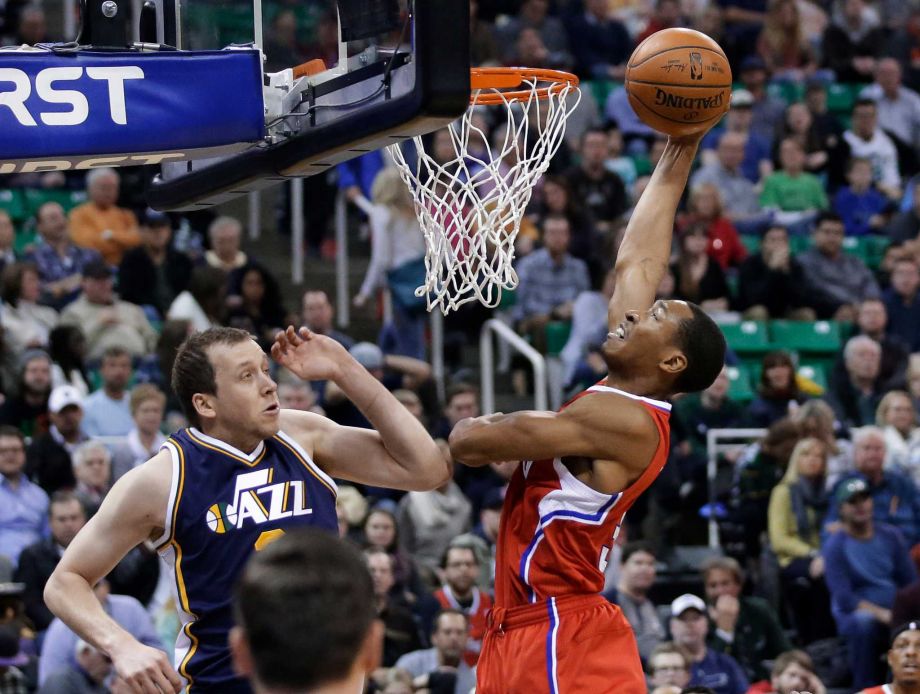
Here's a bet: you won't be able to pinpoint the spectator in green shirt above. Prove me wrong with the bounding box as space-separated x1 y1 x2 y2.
760 138 829 235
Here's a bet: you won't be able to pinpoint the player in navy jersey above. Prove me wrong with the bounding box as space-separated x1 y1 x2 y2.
45 326 449 693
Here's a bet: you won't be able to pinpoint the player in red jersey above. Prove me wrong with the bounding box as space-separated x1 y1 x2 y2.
448 131 727 693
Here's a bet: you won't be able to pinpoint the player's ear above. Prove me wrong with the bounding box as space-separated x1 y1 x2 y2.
357 619 385 674
659 349 687 376
192 392 216 422
229 626 254 678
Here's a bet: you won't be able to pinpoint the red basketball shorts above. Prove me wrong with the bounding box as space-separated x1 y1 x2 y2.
476 594 645 694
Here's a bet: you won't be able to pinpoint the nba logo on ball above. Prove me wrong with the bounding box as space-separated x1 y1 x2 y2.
206 503 236 534
625 28 732 137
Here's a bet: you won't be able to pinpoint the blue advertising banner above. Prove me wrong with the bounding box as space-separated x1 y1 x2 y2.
0 48 264 172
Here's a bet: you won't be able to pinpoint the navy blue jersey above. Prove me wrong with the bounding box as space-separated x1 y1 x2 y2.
153 427 338 693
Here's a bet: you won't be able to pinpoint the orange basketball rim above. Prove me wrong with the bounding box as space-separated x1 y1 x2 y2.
469 67 580 105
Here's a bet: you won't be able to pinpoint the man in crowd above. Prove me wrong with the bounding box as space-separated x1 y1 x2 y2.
861 58 920 155
702 557 792 682
366 548 422 666
564 128 627 234
395 610 477 694
301 289 354 349
433 384 481 439
14 491 86 632
511 215 589 352
38 639 111 694
0 350 52 437
669 593 749 694
25 385 87 495
700 88 772 184
117 209 192 317
648 642 692 692
736 225 815 320
205 216 249 272
823 478 917 689
434 545 492 667
828 427 920 546
841 299 910 392
0 426 48 569
798 212 880 321
81 347 134 437
27 202 100 310
759 138 828 234
827 337 886 428
843 99 902 200
606 541 665 663
230 530 383 694
884 257 920 352
68 168 140 266
59 260 157 361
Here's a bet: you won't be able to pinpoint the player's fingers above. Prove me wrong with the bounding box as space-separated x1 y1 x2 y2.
285 325 302 346
127 672 158 694
298 326 314 340
151 660 182 693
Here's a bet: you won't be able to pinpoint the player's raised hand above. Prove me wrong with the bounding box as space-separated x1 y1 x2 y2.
109 640 182 693
271 326 352 382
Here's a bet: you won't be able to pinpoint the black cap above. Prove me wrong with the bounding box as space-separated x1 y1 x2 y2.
141 207 171 227
83 259 113 279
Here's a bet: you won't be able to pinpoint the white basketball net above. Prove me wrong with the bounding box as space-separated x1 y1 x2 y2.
387 75 581 314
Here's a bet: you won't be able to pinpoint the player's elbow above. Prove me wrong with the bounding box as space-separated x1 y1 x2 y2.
448 421 492 468
43 568 68 618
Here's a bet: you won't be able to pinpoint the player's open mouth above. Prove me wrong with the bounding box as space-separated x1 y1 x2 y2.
609 322 628 341
264 403 280 414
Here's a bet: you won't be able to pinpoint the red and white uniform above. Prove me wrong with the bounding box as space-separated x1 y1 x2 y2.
477 384 672 694
434 585 493 666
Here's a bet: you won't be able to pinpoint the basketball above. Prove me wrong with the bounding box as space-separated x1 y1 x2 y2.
625 28 732 137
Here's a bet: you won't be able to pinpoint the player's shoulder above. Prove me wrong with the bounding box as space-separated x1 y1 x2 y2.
567 386 667 429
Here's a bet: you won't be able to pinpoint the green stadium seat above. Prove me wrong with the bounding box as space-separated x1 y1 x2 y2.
23 188 87 217
0 189 27 222
797 362 828 393
589 80 618 109
545 321 572 356
827 83 859 114
497 288 516 310
841 236 871 265
740 234 761 254
769 320 842 354
630 154 652 177
789 236 812 254
13 229 38 254
767 82 804 105
720 321 769 355
726 364 755 402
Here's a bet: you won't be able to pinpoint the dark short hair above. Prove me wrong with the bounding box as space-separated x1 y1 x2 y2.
445 383 479 407
0 425 24 444
171 327 253 428
814 211 844 229
771 649 815 679
649 642 690 671
621 540 656 564
234 529 376 691
671 303 726 394
853 97 877 112
441 544 479 569
433 608 469 635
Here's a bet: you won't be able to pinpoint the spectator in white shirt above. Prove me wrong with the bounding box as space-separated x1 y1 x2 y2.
843 99 902 200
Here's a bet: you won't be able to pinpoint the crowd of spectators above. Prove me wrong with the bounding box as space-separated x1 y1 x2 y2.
6 0 920 693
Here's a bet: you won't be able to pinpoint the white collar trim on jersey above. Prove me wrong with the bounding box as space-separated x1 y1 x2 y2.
586 384 671 412
189 427 266 461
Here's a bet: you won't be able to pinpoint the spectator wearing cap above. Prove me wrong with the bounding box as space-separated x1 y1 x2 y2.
0 261 59 357
798 212 880 321
822 477 917 689
859 621 920 694
39 578 164 686
26 202 102 311
737 56 786 144
821 0 885 84
668 593 749 694
117 209 192 317
68 168 140 267
701 556 792 682
0 624 29 693
24 385 86 495
59 260 157 362
0 426 49 569
37 638 111 693
605 541 665 663
0 350 52 438
700 89 773 185
827 427 920 547
844 99 903 201
14 491 86 632
81 346 134 438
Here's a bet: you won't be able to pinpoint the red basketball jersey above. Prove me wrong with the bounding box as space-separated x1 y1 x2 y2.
494 384 672 608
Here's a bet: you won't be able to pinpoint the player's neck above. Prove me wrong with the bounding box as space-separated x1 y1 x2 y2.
603 374 668 401
199 422 264 455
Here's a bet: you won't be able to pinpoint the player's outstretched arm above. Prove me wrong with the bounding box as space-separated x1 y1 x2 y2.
273 327 450 491
44 451 182 694
607 133 705 329
450 393 658 494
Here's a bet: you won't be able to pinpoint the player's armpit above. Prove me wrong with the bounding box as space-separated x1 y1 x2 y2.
449 394 659 485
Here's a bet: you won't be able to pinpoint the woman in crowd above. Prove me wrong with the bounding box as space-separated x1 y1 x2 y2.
363 507 428 596
876 390 919 473
47 325 89 396
110 384 168 483
791 398 853 485
747 351 808 428
0 262 58 356
768 437 836 645
756 0 818 81
670 224 731 314
682 184 747 271
226 263 288 350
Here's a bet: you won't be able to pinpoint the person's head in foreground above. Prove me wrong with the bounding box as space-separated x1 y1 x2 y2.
769 649 824 694
231 529 382 694
604 298 726 398
883 621 920 692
